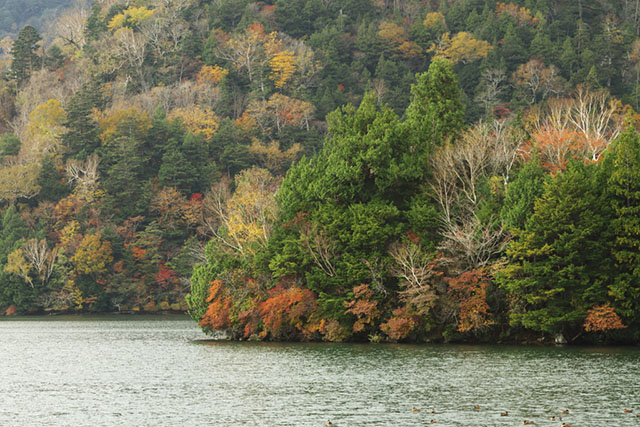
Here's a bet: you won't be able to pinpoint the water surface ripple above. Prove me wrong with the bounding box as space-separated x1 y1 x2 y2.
1 316 639 426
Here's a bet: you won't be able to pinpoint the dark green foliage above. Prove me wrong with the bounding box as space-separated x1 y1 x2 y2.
607 127 640 328
499 161 613 336
404 58 465 149
62 82 105 159
9 25 41 84
501 157 547 230
37 155 69 202
0 133 20 158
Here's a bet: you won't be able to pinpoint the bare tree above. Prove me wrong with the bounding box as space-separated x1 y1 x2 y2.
389 241 439 315
475 68 506 116
66 154 101 201
431 121 520 269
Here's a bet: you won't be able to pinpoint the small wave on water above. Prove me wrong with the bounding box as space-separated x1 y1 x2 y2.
1 317 639 426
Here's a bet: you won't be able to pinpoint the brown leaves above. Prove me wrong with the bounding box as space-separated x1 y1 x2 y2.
345 284 381 333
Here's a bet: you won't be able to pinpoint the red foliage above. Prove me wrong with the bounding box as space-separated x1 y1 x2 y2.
258 284 318 339
447 269 494 333
345 284 381 333
5 305 16 316
200 279 233 330
190 193 203 202
380 307 416 341
584 304 627 332
406 230 419 244
155 263 177 286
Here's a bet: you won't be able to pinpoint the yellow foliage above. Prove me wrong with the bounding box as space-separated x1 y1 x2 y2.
245 94 314 133
59 220 80 250
0 163 41 203
235 112 258 132
424 12 446 29
226 178 276 248
71 233 113 275
269 50 296 88
170 106 220 141
429 32 492 64
97 107 152 144
248 138 302 173
108 6 154 31
378 21 407 46
63 279 85 309
197 65 229 85
5 249 33 286
397 41 423 59
24 99 66 159
27 99 66 138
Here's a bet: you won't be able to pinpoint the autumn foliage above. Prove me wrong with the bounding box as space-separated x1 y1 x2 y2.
199 279 233 330
447 269 493 333
259 283 318 340
583 304 627 332
345 284 381 333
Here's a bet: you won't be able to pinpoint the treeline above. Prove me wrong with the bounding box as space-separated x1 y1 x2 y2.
0 0 638 343
189 59 640 344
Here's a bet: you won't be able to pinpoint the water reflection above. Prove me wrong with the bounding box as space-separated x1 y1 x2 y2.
1 316 639 426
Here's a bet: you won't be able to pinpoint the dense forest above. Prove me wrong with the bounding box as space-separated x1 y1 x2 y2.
1 0 640 344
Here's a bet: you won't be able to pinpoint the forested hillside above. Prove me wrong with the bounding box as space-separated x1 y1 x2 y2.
1 0 640 344
0 0 74 38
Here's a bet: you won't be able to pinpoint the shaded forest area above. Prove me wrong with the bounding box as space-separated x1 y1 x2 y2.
1 0 640 344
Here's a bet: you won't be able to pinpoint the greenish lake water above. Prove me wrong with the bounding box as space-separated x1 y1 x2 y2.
1 315 639 426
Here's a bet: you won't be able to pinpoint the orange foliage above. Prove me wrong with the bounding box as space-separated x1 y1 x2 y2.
380 307 416 340
447 269 494 333
524 126 581 173
200 279 233 330
345 284 381 333
131 246 147 260
258 284 318 339
143 300 157 312
584 304 627 332
5 305 16 316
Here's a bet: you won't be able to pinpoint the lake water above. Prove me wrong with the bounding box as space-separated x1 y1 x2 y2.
0 315 639 426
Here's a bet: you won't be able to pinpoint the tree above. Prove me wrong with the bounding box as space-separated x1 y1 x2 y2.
498 160 613 337
428 32 492 64
9 25 41 85
404 58 464 150
202 167 280 257
71 233 113 276
512 57 566 105
607 126 640 327
62 82 105 159
501 157 547 230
